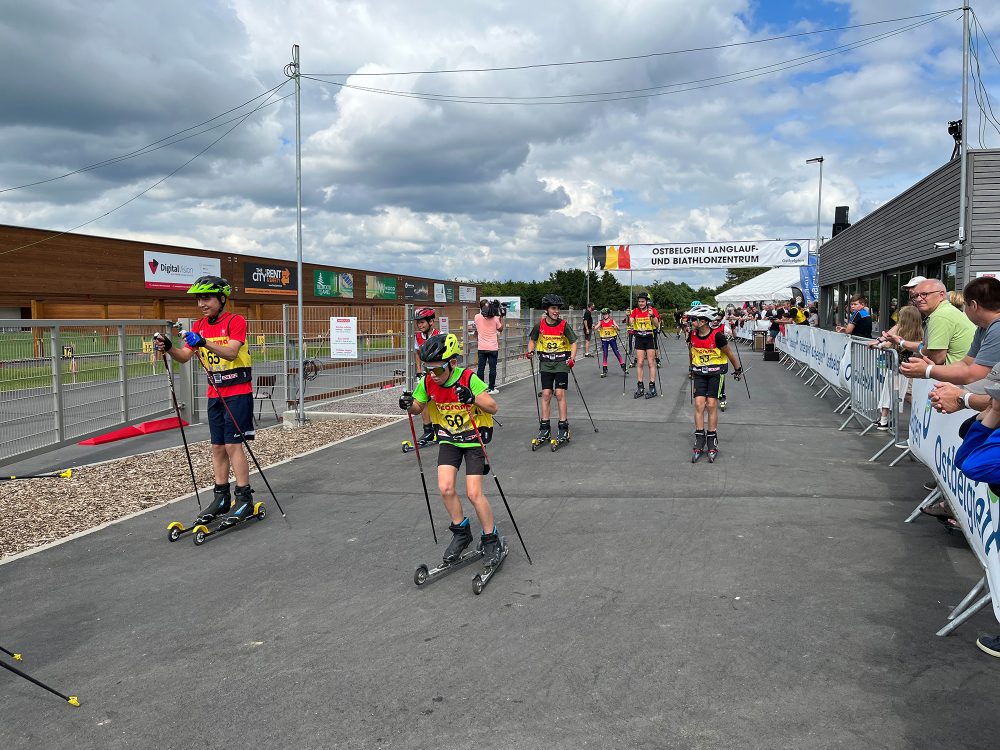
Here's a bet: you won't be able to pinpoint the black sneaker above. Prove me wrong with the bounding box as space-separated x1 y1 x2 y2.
976 634 1000 658
875 420 890 431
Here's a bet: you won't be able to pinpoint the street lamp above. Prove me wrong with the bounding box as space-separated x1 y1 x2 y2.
806 157 824 253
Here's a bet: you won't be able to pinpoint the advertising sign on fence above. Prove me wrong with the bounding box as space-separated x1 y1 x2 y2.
330 317 358 359
143 251 221 291
404 279 431 302
434 283 446 303
590 240 812 270
244 262 297 295
366 275 397 300
313 270 354 298
909 378 1000 623
459 285 477 302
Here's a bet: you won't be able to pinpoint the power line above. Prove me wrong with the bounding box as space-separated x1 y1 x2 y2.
0 80 291 259
307 8 961 77
0 82 290 194
304 12 956 106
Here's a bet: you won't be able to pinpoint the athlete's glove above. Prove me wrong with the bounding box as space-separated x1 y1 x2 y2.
399 391 414 411
183 330 206 348
567 358 575 369
454 384 476 405
733 367 744 381
525 351 535 360
152 333 172 352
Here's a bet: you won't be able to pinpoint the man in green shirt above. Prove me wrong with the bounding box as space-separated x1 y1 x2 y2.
526 293 578 448
888 278 974 365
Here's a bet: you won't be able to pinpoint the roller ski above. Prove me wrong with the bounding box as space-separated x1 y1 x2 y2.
413 519 483 586
691 430 706 463
530 420 551 451
167 485 232 542
550 421 570 451
402 425 436 453
633 383 645 399
472 531 509 595
706 433 719 463
601 366 608 378
191 487 265 545
645 383 658 399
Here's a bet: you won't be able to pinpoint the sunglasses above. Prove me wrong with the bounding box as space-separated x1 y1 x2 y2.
423 363 451 376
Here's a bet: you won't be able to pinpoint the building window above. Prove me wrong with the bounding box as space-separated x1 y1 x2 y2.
943 260 957 292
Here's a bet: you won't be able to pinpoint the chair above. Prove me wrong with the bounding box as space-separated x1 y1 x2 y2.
253 374 280 423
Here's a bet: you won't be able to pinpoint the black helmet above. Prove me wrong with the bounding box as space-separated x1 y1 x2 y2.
414 307 435 321
418 333 463 364
187 275 232 298
637 291 650 302
600 307 611 314
540 293 564 309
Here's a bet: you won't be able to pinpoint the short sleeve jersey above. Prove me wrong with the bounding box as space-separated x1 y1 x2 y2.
188 312 252 398
966 318 1000 367
848 309 873 338
412 367 491 447
926 300 976 364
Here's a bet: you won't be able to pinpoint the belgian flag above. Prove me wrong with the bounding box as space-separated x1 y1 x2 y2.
592 245 631 270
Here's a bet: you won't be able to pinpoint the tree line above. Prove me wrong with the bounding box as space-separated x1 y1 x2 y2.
475 267 769 311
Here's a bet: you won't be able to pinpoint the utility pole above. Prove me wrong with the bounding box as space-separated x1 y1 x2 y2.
806 156 824 254
290 44 306 425
958 5 970 285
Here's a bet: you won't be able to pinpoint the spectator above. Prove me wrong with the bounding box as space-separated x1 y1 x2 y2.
474 299 503 394
836 294 873 338
807 303 819 327
582 303 595 357
949 290 965 311
869 305 923 429
887 278 975 365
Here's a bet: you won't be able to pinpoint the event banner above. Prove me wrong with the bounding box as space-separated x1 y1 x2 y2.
591 240 812 270
244 262 296 296
799 253 819 303
908 378 1000 623
366 275 396 300
330 317 358 359
143 251 221 291
313 270 354 299
403 279 431 302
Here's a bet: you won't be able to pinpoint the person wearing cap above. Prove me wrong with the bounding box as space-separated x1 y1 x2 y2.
887 278 975 366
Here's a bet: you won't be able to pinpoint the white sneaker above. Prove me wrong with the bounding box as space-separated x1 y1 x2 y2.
875 421 890 431
488 388 500 394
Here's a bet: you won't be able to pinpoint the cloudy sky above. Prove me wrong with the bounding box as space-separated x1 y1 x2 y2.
1 0 998 287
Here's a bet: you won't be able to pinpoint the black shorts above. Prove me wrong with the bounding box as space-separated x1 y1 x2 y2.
692 371 725 399
437 442 488 475
539 371 569 391
207 394 255 445
633 336 657 351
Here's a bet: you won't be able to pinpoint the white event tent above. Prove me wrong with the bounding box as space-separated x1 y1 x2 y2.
714 267 802 306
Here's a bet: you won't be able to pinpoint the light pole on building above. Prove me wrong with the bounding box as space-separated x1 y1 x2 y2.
806 157 824 254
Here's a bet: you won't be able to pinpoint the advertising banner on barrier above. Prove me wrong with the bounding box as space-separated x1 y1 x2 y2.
590 240 811 270
909 379 1000 623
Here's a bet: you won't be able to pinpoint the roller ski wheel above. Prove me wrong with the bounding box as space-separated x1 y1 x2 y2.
401 440 414 453
191 502 266 545
691 449 704 463
472 536 508 595
707 449 718 463
550 427 570 452
412 547 484 587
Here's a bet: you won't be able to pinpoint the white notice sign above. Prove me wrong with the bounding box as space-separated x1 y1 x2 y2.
330 317 358 359
439 316 449 334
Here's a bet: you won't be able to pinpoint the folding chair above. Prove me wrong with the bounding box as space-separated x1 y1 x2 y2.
253 374 280 422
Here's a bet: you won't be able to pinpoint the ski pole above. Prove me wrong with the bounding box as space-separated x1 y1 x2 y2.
528 354 541 422
1 645 23 661
651 329 665 397
1 659 79 706
406 412 438 544
461 405 532 565
569 368 598 432
176 325 286 518
731 338 752 401
157 344 202 511
1 469 72 481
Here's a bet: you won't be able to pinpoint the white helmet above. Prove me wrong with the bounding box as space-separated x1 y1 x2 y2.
687 304 718 320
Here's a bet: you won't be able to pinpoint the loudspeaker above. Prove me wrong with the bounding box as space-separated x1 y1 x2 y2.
832 205 851 237
764 349 781 361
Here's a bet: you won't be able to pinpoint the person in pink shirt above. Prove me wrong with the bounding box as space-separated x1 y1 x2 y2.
475 299 504 393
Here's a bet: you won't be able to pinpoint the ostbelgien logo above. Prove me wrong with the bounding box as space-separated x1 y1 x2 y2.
784 242 803 258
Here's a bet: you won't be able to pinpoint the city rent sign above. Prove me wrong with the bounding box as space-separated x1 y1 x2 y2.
244 263 297 295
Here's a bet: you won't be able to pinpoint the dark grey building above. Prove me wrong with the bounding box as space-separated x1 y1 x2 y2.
817 149 1000 329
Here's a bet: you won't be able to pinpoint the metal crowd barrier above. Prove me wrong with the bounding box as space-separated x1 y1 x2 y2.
839 339 901 462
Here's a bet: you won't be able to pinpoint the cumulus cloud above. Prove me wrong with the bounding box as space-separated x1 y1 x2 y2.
0 0 996 286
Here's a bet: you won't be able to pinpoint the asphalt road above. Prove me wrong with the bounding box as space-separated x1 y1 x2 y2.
1 337 996 749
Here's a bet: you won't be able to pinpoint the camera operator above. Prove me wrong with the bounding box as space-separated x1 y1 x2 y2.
475 299 504 394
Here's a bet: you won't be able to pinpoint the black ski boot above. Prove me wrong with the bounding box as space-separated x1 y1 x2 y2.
222 485 255 526
645 381 657 399
531 420 551 450
620 362 627 373
197 484 231 523
692 430 706 463
418 423 436 446
601 365 608 378
480 530 503 569
444 518 473 563
633 382 645 399
707 432 719 463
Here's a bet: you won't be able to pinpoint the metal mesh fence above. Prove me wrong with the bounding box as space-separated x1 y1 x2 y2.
0 319 173 463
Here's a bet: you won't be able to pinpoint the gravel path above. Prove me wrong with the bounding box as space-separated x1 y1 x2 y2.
0 416 398 559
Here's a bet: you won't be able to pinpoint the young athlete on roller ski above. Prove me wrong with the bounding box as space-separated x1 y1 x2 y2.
687 305 743 463
153 276 257 526
399 334 506 573
596 308 626 378
627 292 661 399
526 294 578 450
412 307 440 447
